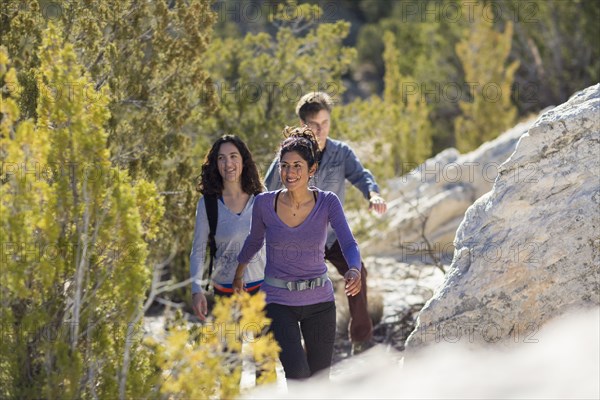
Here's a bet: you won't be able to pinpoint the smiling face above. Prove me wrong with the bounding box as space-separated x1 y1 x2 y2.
279 150 315 190
217 142 243 183
301 109 330 151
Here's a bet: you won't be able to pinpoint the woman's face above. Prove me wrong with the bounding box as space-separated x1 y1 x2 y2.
279 150 313 191
217 142 243 183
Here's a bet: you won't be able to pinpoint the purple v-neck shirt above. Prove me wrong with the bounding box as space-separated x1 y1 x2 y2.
238 188 361 306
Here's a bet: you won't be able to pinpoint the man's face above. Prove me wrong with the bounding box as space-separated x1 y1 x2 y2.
301 109 330 150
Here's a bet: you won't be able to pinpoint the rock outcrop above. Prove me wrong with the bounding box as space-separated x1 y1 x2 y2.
406 84 600 348
361 115 539 262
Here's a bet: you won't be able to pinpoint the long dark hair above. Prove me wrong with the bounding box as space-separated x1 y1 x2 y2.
197 135 263 196
279 126 321 169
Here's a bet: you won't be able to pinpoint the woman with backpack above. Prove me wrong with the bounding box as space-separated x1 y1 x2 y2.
233 126 362 380
190 135 265 320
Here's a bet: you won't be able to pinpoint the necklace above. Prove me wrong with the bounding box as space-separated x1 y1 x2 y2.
287 192 305 217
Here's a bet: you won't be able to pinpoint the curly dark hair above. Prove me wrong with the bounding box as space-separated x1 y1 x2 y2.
279 126 321 170
196 135 263 196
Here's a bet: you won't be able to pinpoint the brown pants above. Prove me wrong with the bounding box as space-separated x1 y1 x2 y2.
325 240 373 343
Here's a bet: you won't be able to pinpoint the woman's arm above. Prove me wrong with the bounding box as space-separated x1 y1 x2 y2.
190 197 210 319
327 192 362 296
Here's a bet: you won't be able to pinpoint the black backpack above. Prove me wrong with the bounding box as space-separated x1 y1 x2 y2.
204 194 218 291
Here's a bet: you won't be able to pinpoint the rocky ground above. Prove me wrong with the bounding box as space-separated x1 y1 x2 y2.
330 256 446 363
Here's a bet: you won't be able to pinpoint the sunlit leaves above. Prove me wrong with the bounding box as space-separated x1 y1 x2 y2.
156 292 279 399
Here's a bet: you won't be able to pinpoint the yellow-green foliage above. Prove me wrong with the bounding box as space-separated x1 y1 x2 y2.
354 0 599 152
382 31 432 175
2 14 277 400
202 0 356 167
454 11 519 152
154 291 280 399
0 24 164 398
334 30 432 191
2 0 219 304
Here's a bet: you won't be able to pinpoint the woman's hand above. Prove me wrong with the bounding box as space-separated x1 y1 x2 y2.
192 292 208 321
233 263 247 294
233 276 244 294
344 268 361 297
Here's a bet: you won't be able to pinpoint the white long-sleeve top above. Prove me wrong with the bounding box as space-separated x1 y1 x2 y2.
190 195 266 294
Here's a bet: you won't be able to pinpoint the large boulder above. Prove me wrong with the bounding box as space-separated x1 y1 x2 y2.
406 84 600 348
361 115 539 261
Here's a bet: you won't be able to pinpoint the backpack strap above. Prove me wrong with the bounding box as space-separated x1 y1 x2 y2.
204 194 218 291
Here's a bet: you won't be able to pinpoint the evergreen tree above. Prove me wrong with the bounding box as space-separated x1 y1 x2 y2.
1 0 218 303
352 0 598 152
454 9 519 152
336 31 433 179
382 31 432 174
1 26 281 399
501 0 600 114
332 30 432 219
202 1 356 168
355 0 465 151
1 24 163 397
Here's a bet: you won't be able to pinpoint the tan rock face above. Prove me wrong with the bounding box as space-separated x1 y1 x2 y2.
362 116 538 262
406 84 600 349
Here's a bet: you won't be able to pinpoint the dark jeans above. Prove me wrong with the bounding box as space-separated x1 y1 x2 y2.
266 301 336 380
325 240 373 342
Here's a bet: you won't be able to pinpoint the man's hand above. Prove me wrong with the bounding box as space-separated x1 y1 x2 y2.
369 192 387 215
192 292 208 321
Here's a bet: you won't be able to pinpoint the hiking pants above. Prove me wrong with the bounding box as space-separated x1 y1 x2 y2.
325 240 373 343
266 301 336 380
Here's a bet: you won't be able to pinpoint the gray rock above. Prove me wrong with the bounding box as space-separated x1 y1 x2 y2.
406 84 600 349
363 115 539 261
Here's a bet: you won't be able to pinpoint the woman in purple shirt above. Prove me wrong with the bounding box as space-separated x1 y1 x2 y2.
233 126 362 380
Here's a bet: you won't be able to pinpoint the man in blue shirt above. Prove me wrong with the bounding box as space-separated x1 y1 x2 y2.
264 92 387 354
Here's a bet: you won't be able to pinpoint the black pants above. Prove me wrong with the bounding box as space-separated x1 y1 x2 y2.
266 301 336 380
